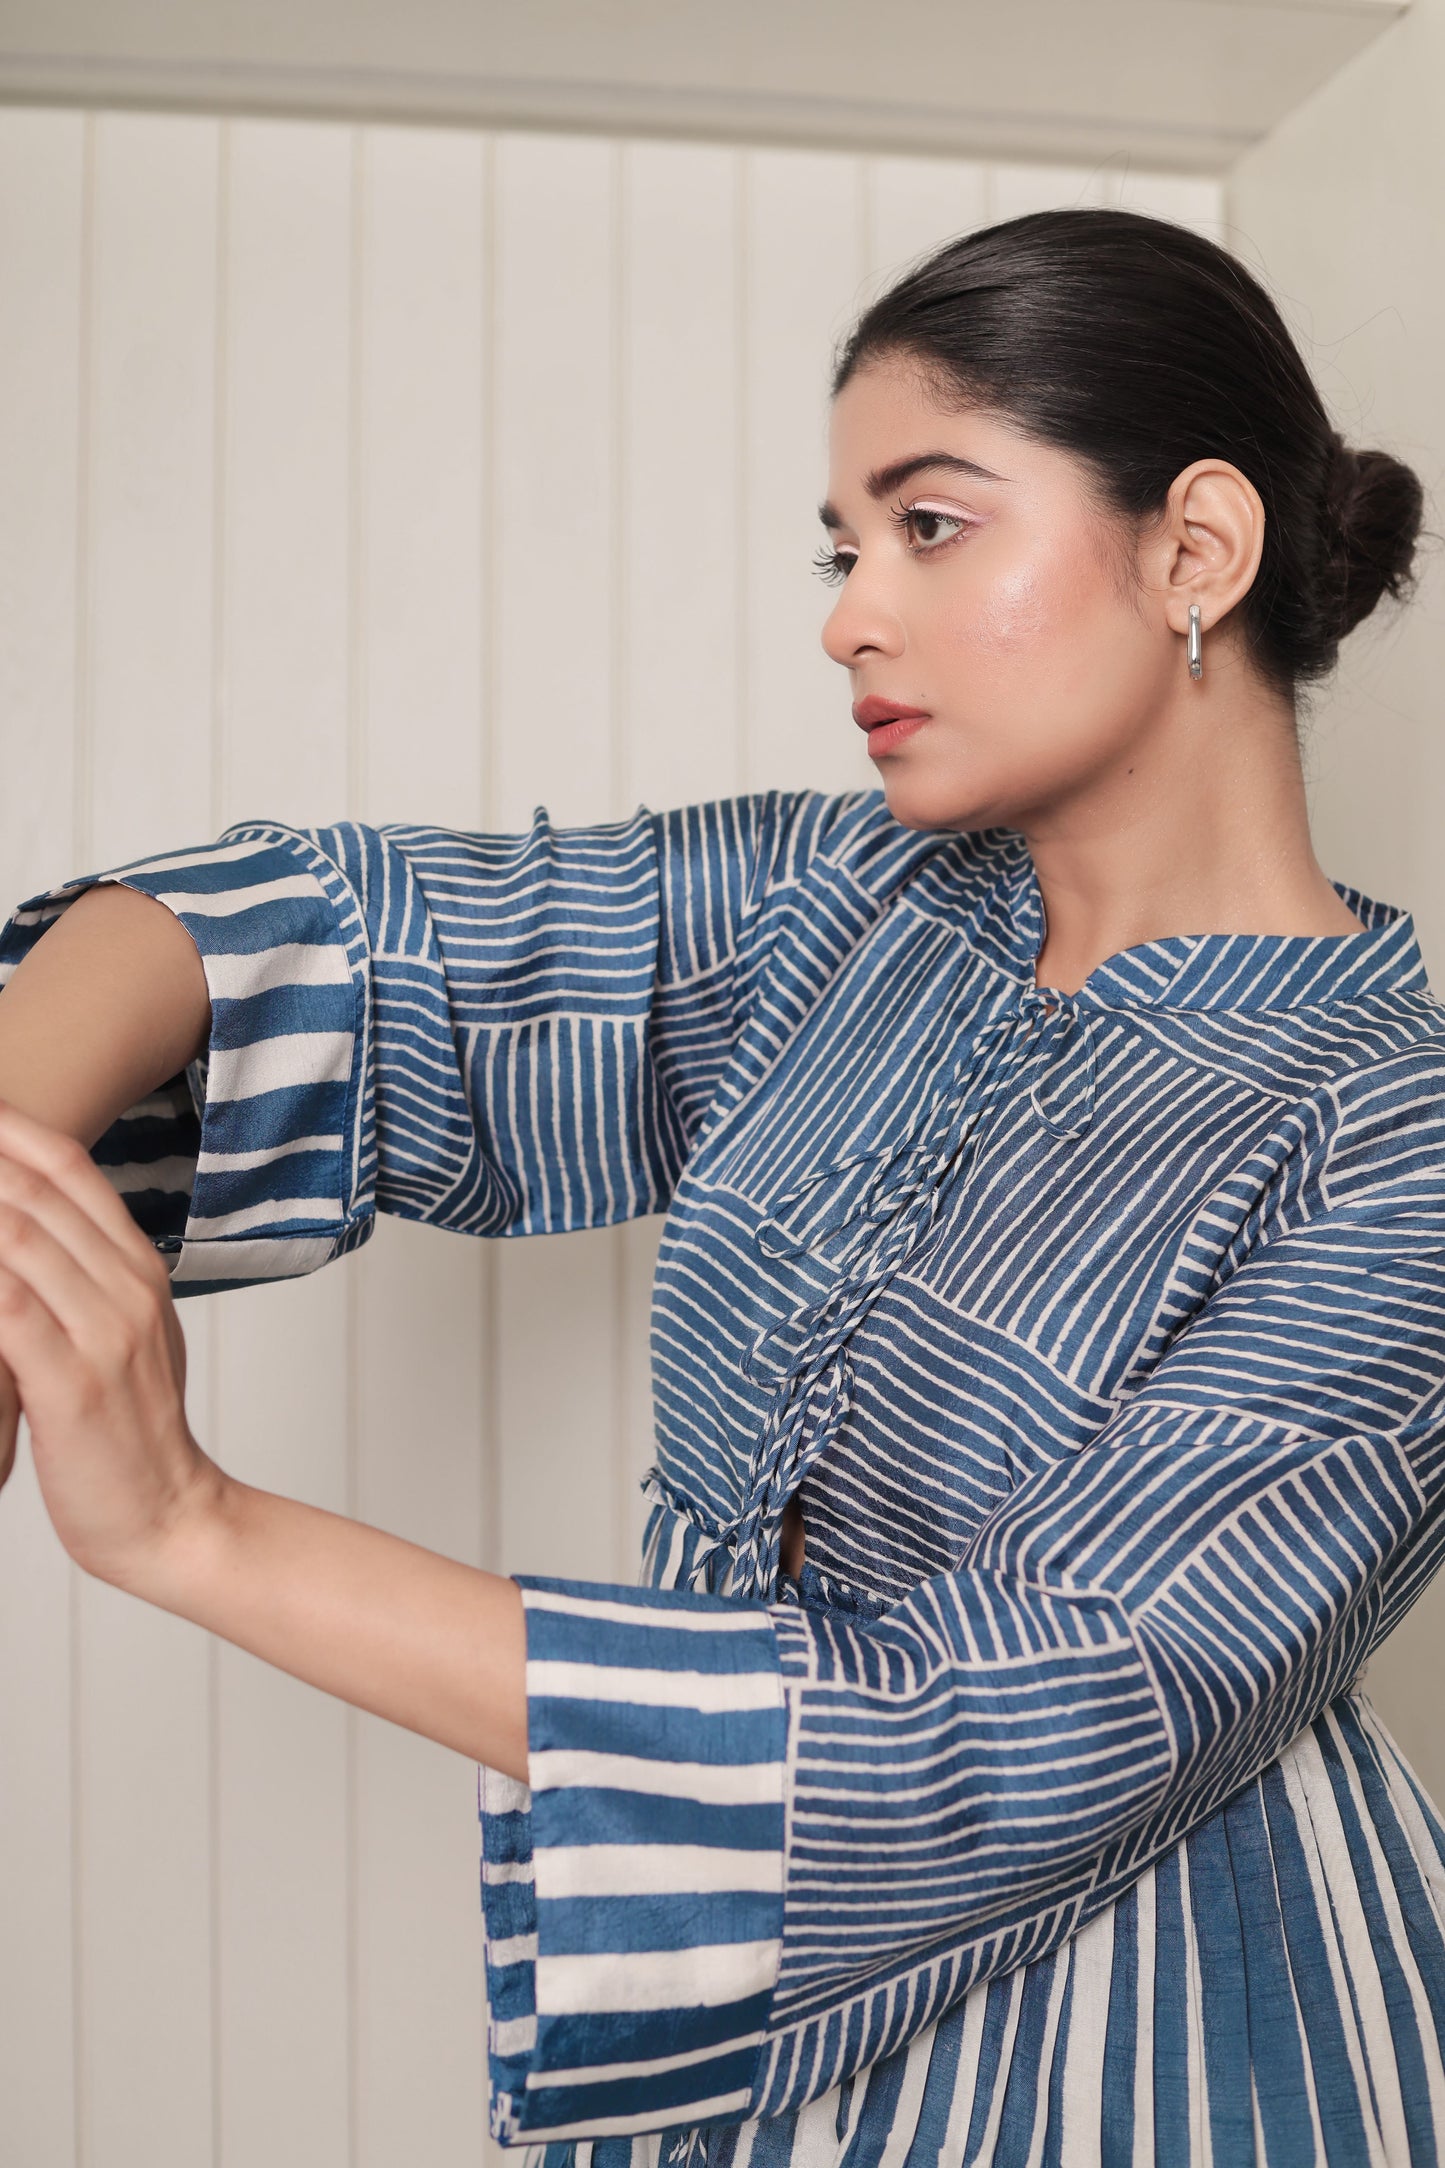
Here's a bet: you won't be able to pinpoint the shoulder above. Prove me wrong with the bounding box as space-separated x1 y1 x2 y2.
1318 1009 1445 1214
1327 1002 1445 1110
648 788 1007 908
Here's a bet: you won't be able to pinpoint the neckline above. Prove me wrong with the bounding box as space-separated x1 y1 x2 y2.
1002 833 1429 1012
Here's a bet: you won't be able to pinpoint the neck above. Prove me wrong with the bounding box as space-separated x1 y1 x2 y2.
1024 660 1361 997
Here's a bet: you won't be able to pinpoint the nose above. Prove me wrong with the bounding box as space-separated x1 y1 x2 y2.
820 567 905 670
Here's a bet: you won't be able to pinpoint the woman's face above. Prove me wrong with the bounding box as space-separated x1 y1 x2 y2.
819 354 1182 833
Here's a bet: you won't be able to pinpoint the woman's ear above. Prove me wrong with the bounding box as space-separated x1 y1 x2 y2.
1150 457 1267 641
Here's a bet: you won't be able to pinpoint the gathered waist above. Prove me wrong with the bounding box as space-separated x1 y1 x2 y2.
637 1466 890 1619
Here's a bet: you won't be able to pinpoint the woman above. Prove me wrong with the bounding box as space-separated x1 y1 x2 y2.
0 205 1441 2164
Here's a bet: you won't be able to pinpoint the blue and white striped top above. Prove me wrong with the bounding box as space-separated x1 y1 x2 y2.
6 786 1445 2167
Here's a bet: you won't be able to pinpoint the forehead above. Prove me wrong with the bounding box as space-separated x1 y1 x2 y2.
826 359 1027 486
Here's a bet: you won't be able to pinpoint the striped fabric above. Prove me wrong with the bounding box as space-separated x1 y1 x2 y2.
6 787 1445 2164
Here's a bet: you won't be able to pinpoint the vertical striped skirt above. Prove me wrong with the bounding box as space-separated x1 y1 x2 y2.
528 1691 1445 2168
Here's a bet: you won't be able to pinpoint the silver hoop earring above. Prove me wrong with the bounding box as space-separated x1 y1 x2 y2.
1187 604 1203 680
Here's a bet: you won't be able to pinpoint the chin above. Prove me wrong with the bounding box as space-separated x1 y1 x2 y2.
875 767 994 834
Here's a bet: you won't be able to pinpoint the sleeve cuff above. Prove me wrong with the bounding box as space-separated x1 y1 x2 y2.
0 825 374 1293
478 1576 789 2146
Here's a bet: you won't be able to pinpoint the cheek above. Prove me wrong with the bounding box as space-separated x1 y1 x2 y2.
941 534 1123 665
969 565 1052 654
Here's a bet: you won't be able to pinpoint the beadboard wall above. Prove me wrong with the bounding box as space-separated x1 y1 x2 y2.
0 109 1225 2168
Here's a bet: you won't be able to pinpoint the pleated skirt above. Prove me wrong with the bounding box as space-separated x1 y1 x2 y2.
528 1691 1445 2168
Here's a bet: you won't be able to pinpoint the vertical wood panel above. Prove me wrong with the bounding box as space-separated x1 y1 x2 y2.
741 149 875 799
350 121 494 2168
211 1273 353 2168
214 114 357 2168
0 109 85 903
78 108 222 2168
219 119 353 831
354 125 487 828
620 140 742 815
0 102 86 2168
987 159 1120 220
1114 167 1227 242
352 1219 491 2167
86 113 218 866
863 156 990 294
497 1224 624 1581
491 132 617 830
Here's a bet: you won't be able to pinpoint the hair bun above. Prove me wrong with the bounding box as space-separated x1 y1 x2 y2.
1322 433 1357 522
1322 429 1425 643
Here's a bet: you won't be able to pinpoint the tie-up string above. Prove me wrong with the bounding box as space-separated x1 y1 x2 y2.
1026 987 1100 1140
724 981 1103 1598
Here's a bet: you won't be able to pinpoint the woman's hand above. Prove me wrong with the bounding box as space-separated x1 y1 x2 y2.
0 1100 225 1586
0 1098 528 1776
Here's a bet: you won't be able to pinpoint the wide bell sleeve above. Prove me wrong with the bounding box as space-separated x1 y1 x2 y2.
476 1061 1445 2145
0 792 865 1295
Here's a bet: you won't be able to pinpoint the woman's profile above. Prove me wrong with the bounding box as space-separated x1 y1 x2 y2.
1 205 1443 2164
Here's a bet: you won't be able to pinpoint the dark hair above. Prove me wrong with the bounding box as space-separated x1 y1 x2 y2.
832 207 1431 704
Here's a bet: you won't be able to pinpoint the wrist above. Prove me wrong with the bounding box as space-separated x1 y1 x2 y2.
105 1452 241 1609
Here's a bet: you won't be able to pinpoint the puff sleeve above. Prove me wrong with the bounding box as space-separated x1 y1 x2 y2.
0 793 865 1293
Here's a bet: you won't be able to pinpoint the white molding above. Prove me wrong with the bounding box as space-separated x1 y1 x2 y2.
0 0 1410 172
0 58 1266 172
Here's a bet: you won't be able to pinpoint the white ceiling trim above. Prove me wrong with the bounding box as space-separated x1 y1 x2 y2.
0 55 1272 173
0 0 1409 176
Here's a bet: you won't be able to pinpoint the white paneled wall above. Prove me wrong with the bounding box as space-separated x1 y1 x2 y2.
0 107 1223 2168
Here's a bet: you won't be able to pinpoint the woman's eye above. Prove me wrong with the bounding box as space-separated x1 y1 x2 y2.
811 506 969 582
811 545 857 585
905 507 967 550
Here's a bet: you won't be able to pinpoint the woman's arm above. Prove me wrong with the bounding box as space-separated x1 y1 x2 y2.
0 883 210 1491
135 1481 529 1779
0 882 210 1144
0 1100 527 1776
0 794 884 1297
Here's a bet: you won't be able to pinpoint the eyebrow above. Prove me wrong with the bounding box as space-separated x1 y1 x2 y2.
817 451 1010 531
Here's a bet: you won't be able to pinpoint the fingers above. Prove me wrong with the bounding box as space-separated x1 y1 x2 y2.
0 1190 147 1370
0 1107 182 1500
0 1150 162 1319
0 1258 79 1401
0 1116 173 1382
0 1100 170 1286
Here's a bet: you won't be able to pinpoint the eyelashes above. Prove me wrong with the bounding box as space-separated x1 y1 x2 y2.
812 544 856 586
812 500 975 585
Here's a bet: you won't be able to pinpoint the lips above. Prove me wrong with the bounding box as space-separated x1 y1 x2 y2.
852 695 931 732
